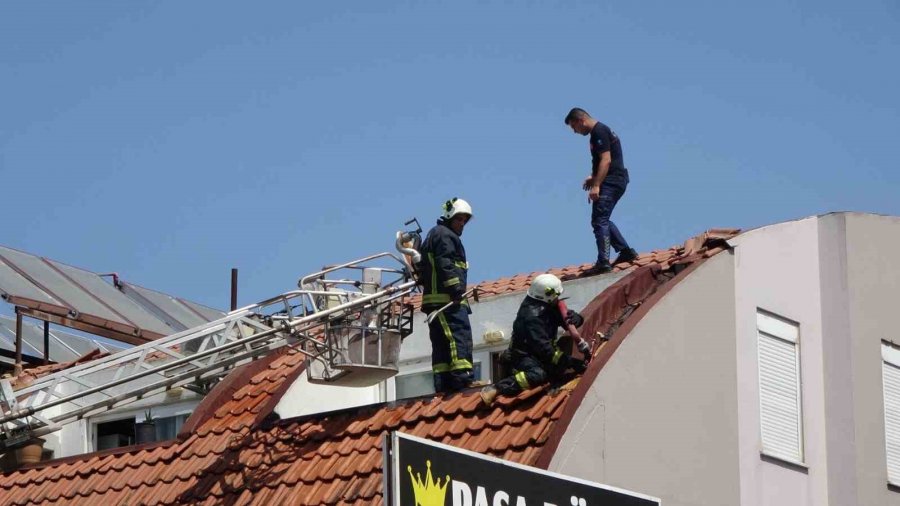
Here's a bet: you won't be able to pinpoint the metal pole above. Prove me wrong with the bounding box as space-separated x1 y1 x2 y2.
43 321 50 365
14 311 23 376
231 268 238 311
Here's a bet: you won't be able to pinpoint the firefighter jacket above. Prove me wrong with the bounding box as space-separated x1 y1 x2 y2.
509 297 573 370
418 220 468 311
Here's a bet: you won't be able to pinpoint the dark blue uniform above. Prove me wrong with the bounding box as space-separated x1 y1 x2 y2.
589 121 632 268
418 220 474 393
494 297 584 396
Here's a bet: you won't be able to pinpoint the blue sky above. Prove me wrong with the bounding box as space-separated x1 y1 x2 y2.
2 1 898 311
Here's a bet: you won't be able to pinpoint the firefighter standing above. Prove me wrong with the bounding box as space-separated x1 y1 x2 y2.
481 274 587 405
419 198 477 394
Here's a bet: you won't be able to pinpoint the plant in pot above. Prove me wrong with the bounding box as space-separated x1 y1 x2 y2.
135 409 157 444
14 437 45 466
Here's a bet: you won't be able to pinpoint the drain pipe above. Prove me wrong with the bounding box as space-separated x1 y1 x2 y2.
14 311 23 376
230 268 238 311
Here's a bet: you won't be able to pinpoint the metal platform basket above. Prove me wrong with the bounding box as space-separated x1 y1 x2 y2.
305 301 412 387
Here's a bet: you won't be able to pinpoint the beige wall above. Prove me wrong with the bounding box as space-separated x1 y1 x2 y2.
844 213 900 506
551 212 900 506
734 212 900 506
731 216 829 506
550 251 741 506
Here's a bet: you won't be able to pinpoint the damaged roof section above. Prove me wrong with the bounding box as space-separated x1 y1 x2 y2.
0 315 125 367
431 227 740 301
0 245 224 345
0 229 739 505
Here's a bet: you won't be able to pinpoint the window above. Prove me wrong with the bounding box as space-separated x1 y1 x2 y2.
154 414 190 441
490 351 510 384
882 343 900 485
95 417 135 450
396 370 434 399
757 310 803 464
91 403 196 451
395 362 482 399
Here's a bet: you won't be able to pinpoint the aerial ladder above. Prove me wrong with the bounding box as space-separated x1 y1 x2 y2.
0 223 425 449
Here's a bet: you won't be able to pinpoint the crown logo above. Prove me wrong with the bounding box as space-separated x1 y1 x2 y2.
407 460 450 506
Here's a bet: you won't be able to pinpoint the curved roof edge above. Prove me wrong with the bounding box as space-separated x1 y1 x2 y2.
535 239 733 468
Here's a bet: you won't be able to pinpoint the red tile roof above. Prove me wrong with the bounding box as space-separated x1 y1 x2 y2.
408 227 739 305
0 356 573 505
0 228 739 505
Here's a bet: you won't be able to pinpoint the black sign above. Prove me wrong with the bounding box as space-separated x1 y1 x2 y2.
384 432 660 506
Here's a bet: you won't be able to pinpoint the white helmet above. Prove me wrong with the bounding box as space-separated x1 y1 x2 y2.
442 198 473 220
527 273 564 303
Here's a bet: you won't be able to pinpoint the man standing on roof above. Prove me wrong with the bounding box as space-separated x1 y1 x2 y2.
565 108 638 274
480 274 587 405
418 198 477 394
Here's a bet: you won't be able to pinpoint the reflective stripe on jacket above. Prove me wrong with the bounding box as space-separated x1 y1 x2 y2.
418 221 468 311
509 297 570 369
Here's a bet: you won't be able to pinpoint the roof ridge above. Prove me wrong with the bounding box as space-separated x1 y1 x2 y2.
406 228 741 306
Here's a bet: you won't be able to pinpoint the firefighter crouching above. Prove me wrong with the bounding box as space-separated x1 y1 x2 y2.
481 273 587 405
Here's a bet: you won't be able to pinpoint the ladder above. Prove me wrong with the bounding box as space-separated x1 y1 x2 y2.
0 230 424 449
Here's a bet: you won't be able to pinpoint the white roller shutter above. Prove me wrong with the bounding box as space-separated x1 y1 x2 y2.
882 344 900 484
757 311 803 463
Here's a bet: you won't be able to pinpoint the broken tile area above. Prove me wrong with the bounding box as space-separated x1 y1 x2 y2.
405 228 740 308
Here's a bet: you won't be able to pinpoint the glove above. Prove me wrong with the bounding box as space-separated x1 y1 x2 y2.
565 309 584 328
576 338 591 356
570 359 587 374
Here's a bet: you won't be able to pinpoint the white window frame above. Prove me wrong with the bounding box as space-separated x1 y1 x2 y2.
88 400 198 452
756 310 805 465
882 342 900 486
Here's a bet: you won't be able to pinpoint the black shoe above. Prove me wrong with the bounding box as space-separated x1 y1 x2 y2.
584 263 613 276
613 248 638 265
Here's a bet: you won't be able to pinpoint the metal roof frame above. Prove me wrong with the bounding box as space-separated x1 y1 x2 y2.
0 245 223 346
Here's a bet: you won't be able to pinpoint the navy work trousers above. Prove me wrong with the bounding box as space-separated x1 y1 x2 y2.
495 354 549 396
427 303 474 393
591 181 631 266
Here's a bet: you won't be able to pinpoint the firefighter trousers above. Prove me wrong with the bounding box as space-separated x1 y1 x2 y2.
427 303 474 393
495 354 549 396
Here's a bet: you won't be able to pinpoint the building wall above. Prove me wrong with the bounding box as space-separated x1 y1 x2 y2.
817 213 859 506
730 216 829 506
275 373 383 418
553 213 900 506
50 385 200 458
730 213 900 506
550 251 742 506
844 213 900 506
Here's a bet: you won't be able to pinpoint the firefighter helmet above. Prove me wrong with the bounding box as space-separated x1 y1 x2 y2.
442 198 473 220
527 273 564 303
